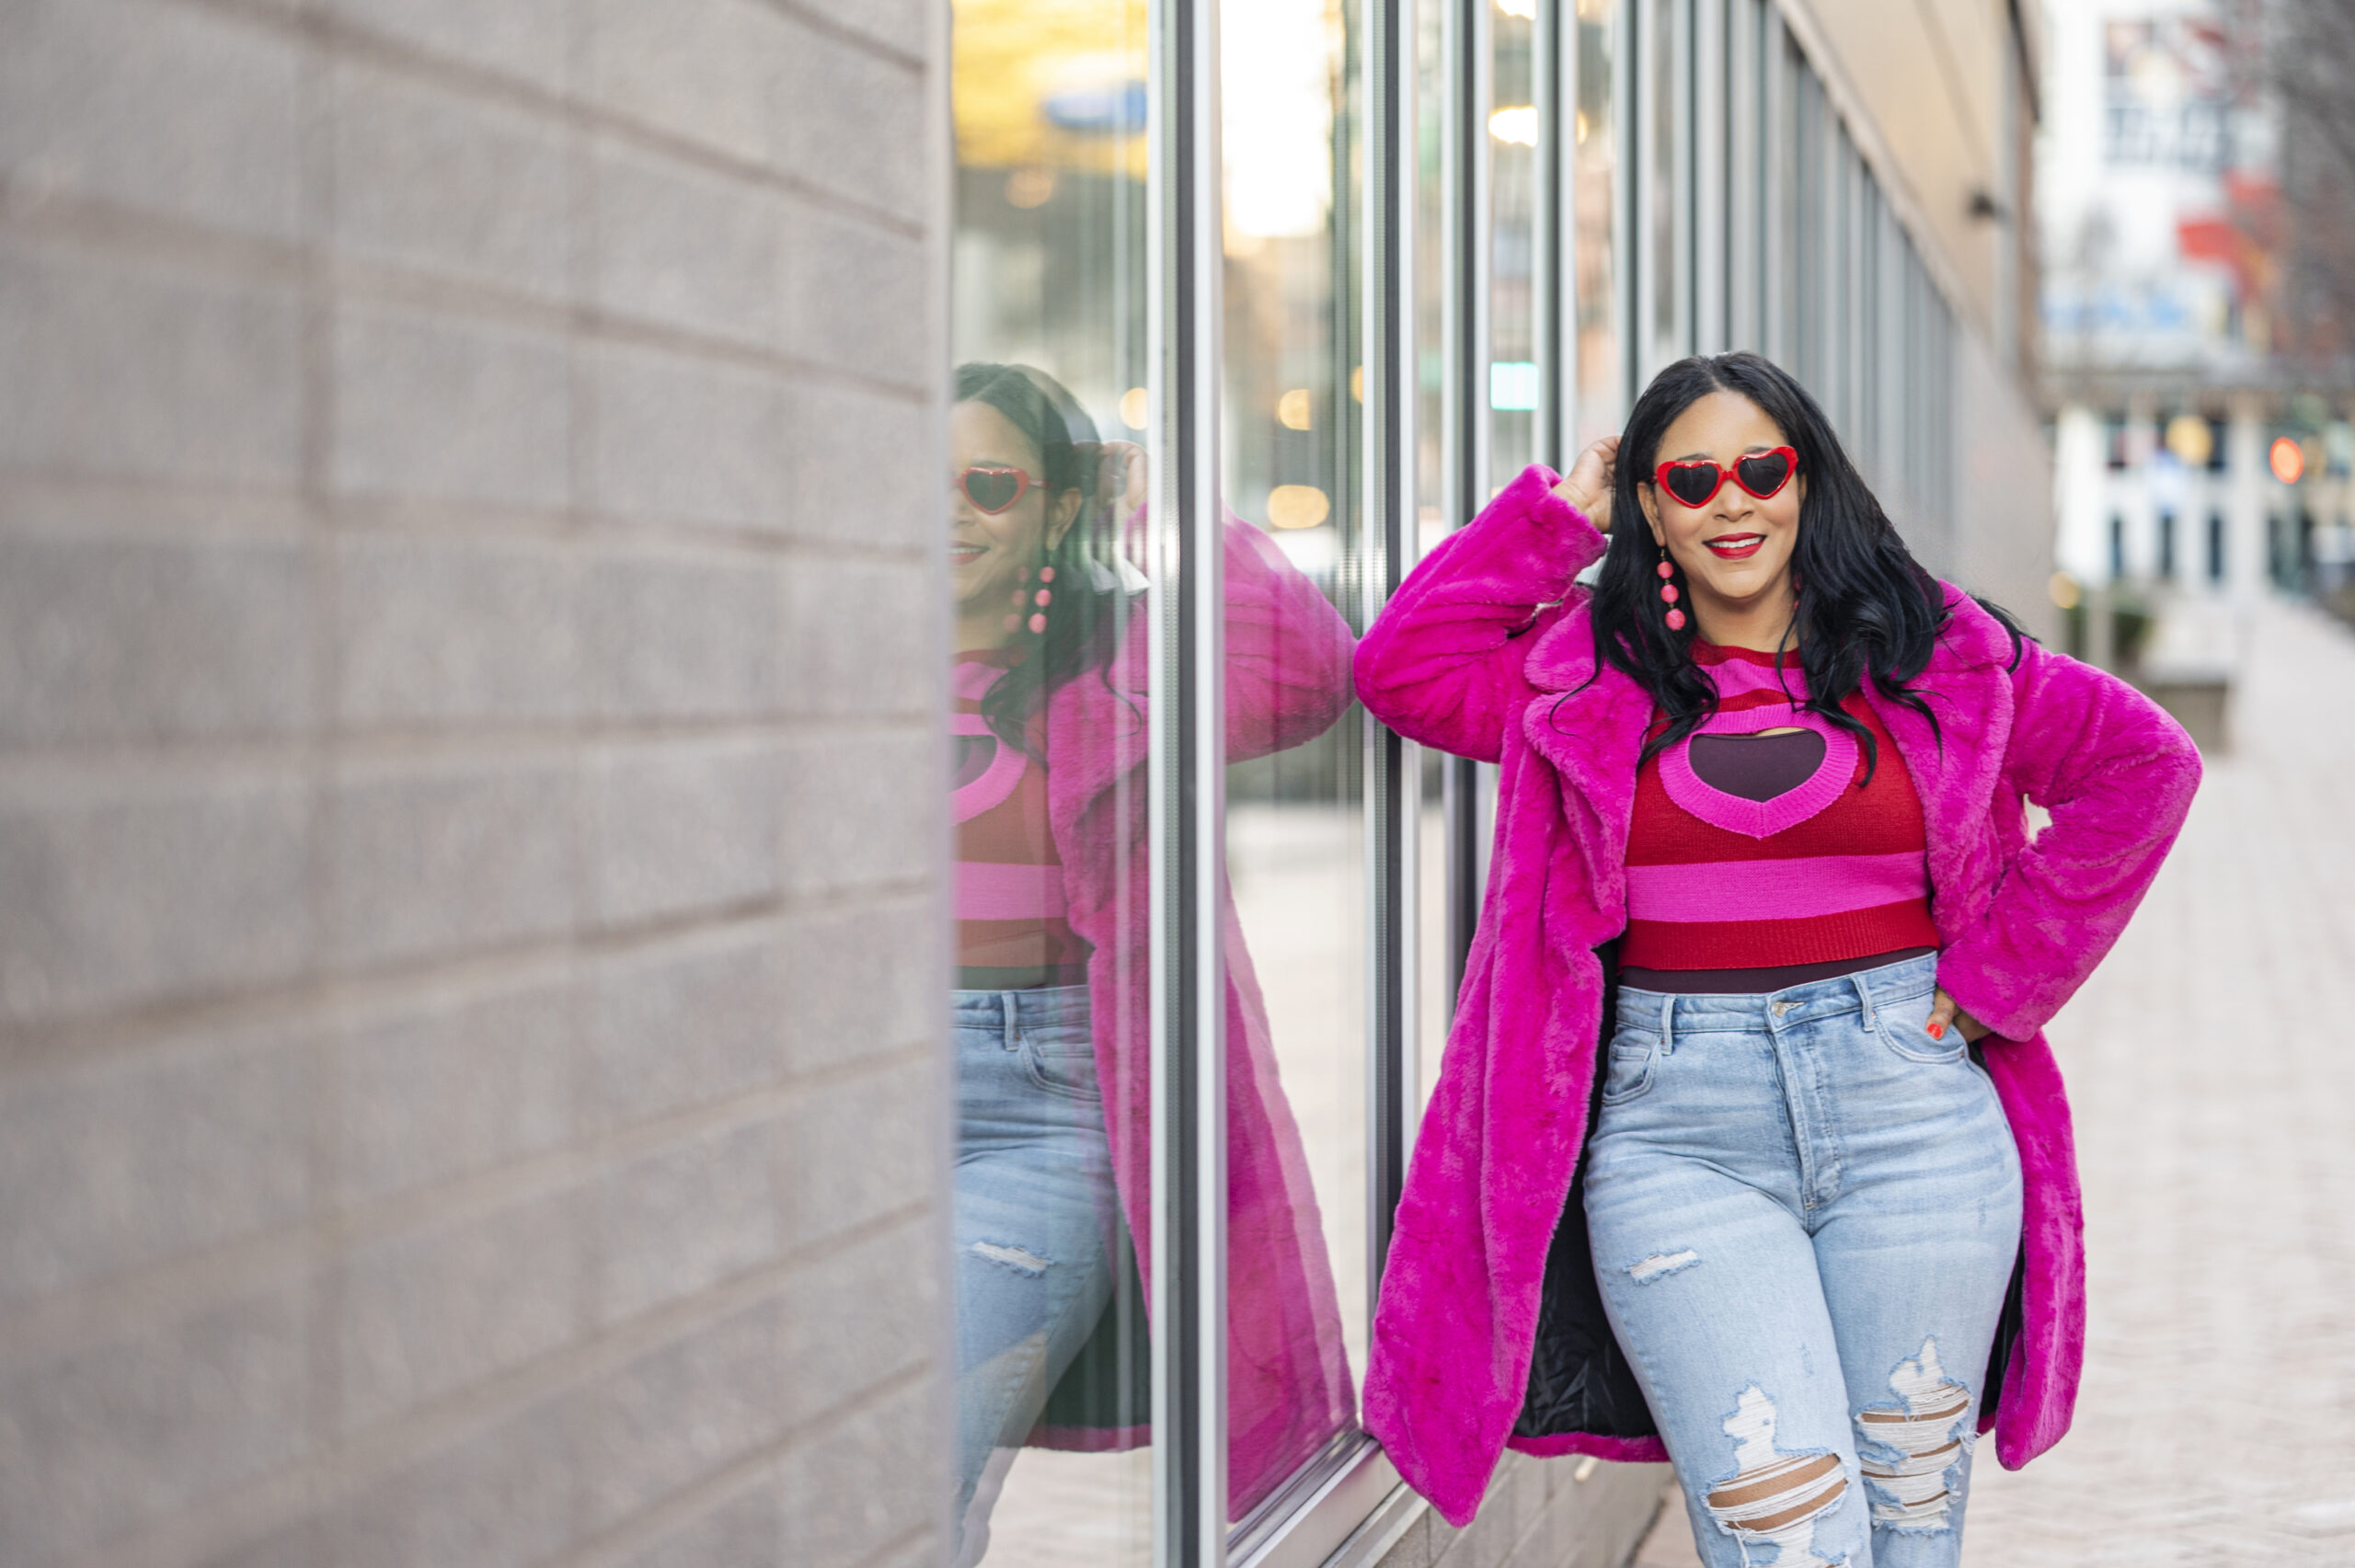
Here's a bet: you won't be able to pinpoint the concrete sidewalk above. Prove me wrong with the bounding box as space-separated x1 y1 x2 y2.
1630 602 2355 1566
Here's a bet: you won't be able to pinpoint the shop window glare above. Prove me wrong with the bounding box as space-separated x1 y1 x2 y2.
1120 386 1148 431
1278 388 1315 430
1490 361 1541 411
1270 524 1339 576
1267 484 1332 530
1489 106 1539 146
1496 0 1538 18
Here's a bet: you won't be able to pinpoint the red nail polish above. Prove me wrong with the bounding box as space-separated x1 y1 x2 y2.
1925 1021 1946 1040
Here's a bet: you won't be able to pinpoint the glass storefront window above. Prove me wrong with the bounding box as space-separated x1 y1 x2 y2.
947 3 1153 1560
1575 0 1626 447
1217 0 1369 1526
944 3 1996 1559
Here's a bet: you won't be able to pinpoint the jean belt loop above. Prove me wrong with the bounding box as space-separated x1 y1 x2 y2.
1660 991 1676 1057
1852 969 1878 1030
999 990 1019 1050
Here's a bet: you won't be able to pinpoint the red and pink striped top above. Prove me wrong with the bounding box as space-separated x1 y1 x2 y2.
1621 641 1939 973
953 650 1092 988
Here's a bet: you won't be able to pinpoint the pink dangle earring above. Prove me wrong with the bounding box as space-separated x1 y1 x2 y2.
1028 564 1054 635
1656 544 1686 631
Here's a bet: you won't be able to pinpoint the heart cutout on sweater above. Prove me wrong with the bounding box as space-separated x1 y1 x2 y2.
1659 702 1857 839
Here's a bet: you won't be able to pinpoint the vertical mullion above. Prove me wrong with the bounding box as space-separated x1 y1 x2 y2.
1148 0 1225 1560
1725 0 1758 350
1441 0 1490 1013
1762 6 1788 365
1694 0 1726 355
1534 0 1568 469
1629 0 1654 385
1672 0 1695 360
1362 0 1416 1294
1614 0 1637 407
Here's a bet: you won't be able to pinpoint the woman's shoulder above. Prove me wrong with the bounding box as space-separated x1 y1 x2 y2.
1927 584 2031 675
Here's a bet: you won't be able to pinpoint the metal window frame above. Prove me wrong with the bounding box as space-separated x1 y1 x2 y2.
1440 0 1492 1010
1361 0 1418 1322
1725 0 1762 351
1534 0 1569 468
1147 0 1227 1561
1692 0 1727 356
1152 0 1426 1558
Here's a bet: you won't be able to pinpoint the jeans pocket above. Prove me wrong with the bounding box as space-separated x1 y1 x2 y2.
1022 1030 1104 1103
1599 1035 1660 1105
1877 992 1966 1064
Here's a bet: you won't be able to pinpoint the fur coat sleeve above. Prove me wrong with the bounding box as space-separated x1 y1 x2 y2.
1353 466 1607 762
1934 635 2203 1041
1223 514 1358 762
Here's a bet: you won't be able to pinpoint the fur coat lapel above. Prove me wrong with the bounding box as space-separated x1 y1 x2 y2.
1514 590 2022 937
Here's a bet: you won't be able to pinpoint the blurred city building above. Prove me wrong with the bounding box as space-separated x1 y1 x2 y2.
2042 0 2355 740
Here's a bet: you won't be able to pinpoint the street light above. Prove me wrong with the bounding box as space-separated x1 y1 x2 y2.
2269 437 2306 486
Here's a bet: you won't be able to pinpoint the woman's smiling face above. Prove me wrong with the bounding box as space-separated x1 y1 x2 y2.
949 399 1080 638
1637 388 1806 624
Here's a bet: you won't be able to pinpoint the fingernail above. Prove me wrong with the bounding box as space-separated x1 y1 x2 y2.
1925 1021 1946 1040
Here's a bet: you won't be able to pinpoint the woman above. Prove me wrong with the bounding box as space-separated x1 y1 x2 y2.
1355 352 2199 1565
948 363 1357 1558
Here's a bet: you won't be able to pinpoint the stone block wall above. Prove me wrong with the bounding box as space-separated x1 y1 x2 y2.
1373 1456 1670 1568
0 3 948 1566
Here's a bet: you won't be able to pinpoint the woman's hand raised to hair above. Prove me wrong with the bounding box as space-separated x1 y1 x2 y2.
1551 436 1619 533
1097 441 1148 516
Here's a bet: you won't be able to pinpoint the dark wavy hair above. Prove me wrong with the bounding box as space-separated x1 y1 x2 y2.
1578 351 2019 780
956 362 1134 758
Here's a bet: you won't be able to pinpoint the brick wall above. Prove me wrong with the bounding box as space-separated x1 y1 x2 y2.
0 3 949 1566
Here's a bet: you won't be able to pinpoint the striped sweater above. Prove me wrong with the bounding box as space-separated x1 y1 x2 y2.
1621 641 1939 972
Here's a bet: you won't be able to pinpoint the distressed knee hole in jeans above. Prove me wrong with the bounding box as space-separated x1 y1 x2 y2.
970 1241 1052 1276
1704 1385 1850 1567
1855 1338 1972 1530
1627 1248 1699 1284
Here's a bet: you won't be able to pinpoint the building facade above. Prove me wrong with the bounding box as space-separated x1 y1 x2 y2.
2041 0 2354 639
0 2 2050 1567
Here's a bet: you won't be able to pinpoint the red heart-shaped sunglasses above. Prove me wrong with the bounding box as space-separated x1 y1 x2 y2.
1651 446 1799 509
955 464 1037 514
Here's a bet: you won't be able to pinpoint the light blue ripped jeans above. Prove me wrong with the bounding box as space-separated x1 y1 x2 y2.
951 985 1118 1546
1584 954 2023 1568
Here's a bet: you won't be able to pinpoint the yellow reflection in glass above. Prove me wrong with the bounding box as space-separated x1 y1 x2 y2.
951 0 1149 177
1120 386 1149 430
1277 389 1314 430
1267 485 1332 530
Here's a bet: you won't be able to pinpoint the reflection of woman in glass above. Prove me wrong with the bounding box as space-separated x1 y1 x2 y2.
948 363 1356 1558
1358 354 2199 1565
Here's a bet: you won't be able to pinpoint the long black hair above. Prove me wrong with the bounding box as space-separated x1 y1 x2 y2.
1580 351 1986 780
956 362 1134 758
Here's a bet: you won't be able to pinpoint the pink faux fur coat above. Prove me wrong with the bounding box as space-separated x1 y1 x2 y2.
1035 516 1359 1516
1353 465 2201 1527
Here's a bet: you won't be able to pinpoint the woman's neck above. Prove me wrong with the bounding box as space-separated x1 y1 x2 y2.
1687 584 1798 653
954 611 1019 657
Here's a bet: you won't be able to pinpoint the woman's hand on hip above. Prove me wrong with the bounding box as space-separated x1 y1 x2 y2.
1925 987 1993 1043
1550 436 1619 533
